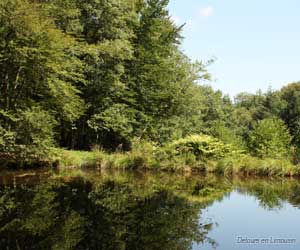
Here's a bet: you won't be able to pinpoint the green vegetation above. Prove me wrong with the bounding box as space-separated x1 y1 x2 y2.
249 118 292 159
58 136 300 177
1 0 300 176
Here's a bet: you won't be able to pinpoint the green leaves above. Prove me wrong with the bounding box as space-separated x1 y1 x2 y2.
0 126 16 153
249 118 292 159
169 135 241 161
0 110 18 154
13 107 57 161
88 104 136 140
0 0 86 159
0 106 57 164
280 82 300 145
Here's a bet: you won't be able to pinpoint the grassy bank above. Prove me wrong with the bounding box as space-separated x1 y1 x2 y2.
58 143 300 177
2 134 300 177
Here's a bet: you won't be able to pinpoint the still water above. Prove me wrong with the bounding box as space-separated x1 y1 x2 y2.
0 169 299 250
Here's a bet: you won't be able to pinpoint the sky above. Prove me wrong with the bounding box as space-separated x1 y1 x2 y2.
168 0 300 97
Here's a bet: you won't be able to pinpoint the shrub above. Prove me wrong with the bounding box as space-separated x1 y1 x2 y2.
121 139 157 169
0 110 17 153
15 107 57 159
210 121 246 149
0 107 58 167
0 125 16 153
249 118 292 159
0 107 58 166
168 134 241 162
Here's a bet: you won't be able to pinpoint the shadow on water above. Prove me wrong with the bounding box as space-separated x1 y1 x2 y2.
0 169 299 250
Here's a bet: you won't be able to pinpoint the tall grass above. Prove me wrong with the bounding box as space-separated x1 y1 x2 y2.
58 136 300 177
58 150 300 177
212 155 300 177
59 140 158 170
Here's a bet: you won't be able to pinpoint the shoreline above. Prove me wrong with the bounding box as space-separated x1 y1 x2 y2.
1 148 299 178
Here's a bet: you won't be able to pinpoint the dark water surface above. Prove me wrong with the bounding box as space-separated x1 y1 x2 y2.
0 169 299 250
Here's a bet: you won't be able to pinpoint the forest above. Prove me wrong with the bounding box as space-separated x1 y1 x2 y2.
1 0 300 175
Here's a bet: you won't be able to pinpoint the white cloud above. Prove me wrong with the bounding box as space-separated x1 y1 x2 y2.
199 6 214 17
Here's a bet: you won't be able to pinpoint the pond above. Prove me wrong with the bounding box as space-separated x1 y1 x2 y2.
0 169 299 250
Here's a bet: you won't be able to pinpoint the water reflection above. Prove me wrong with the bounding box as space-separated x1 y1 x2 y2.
0 170 299 250
0 170 222 250
234 178 300 210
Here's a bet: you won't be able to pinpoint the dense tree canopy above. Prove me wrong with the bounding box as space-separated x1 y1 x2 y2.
0 0 213 154
0 0 300 164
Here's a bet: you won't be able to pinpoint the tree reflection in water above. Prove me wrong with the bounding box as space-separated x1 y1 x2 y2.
1 170 300 250
0 172 221 250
